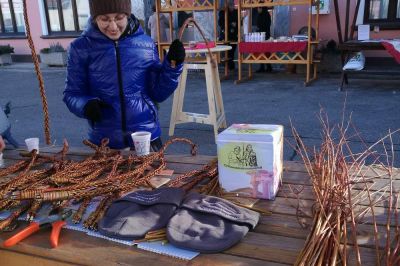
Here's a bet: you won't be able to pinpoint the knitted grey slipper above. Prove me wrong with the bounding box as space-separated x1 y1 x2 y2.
167 192 260 253
98 187 185 240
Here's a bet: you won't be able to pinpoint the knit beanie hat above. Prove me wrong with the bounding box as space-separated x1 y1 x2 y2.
89 0 132 18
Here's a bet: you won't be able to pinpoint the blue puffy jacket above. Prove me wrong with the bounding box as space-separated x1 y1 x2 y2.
63 15 183 149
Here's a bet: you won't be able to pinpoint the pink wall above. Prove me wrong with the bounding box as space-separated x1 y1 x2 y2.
290 1 399 43
1 1 399 56
0 1 74 55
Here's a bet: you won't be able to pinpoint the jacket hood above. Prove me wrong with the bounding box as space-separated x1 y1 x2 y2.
82 14 143 40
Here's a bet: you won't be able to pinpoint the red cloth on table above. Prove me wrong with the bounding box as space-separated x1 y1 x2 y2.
239 41 307 53
185 42 216 50
381 41 400 64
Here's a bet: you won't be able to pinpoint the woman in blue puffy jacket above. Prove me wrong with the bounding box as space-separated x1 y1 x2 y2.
63 0 185 150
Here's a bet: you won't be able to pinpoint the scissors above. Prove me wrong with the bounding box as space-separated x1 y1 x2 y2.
3 209 72 248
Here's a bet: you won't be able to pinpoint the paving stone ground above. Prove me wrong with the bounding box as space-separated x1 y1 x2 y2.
1 63 399 166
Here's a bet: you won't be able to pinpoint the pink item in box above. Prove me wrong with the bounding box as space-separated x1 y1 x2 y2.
247 170 274 198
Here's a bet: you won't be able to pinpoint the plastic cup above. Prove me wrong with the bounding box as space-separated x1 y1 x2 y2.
131 131 151 156
25 137 39 153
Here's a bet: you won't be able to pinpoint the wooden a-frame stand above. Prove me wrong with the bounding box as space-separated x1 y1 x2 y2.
169 52 227 138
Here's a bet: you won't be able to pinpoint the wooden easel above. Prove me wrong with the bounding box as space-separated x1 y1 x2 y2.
169 46 231 138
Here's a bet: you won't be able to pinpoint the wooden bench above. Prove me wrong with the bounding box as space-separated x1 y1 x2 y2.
339 40 400 91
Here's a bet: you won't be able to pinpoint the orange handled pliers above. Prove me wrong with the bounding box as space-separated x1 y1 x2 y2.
3 209 72 248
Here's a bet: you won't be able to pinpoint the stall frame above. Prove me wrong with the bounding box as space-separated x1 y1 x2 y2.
236 0 320 86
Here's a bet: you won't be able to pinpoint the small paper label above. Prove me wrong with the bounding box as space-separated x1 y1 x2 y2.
158 169 174 176
358 24 370 41
149 177 171 188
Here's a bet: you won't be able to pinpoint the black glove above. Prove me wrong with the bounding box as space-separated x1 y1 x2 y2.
167 39 185 65
84 99 107 122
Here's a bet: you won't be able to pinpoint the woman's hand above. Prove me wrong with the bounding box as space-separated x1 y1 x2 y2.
84 99 109 123
167 39 185 65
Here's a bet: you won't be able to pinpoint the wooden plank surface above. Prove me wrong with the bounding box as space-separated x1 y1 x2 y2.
338 41 385 51
0 149 398 265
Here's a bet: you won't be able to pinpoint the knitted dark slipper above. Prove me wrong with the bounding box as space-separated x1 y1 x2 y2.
98 187 185 240
166 192 260 253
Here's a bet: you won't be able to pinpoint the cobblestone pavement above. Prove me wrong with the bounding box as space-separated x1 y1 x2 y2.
1 63 399 166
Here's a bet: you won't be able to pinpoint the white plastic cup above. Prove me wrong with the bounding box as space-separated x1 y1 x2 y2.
25 137 39 153
131 131 151 156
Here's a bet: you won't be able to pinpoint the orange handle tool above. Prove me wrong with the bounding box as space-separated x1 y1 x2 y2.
3 222 40 247
50 221 66 248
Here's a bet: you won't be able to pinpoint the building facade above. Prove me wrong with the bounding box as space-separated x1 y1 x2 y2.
0 0 146 61
0 0 398 61
290 0 399 43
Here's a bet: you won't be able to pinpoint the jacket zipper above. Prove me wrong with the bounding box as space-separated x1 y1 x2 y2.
115 41 128 146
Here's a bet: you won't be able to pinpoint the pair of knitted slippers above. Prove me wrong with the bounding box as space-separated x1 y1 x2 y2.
98 187 260 253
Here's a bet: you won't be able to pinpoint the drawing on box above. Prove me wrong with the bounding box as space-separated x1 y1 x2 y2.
243 144 257 167
227 144 258 168
228 146 243 167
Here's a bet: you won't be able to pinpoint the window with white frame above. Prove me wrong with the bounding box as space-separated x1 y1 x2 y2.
364 0 400 28
0 0 25 35
43 0 89 35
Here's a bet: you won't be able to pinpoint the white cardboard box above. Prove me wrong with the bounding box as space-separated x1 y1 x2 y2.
216 124 283 200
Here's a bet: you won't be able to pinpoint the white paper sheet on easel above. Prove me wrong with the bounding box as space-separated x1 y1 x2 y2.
358 25 370 41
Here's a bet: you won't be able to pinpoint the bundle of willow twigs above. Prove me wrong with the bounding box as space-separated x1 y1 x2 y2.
292 111 400 266
293 124 351 266
0 137 221 231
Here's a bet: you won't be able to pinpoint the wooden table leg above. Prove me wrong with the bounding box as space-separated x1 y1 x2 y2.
169 65 188 136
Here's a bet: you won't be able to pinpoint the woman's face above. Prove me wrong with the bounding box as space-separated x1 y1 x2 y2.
96 13 128 40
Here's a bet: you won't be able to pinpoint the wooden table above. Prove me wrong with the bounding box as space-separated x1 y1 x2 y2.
0 147 398 265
